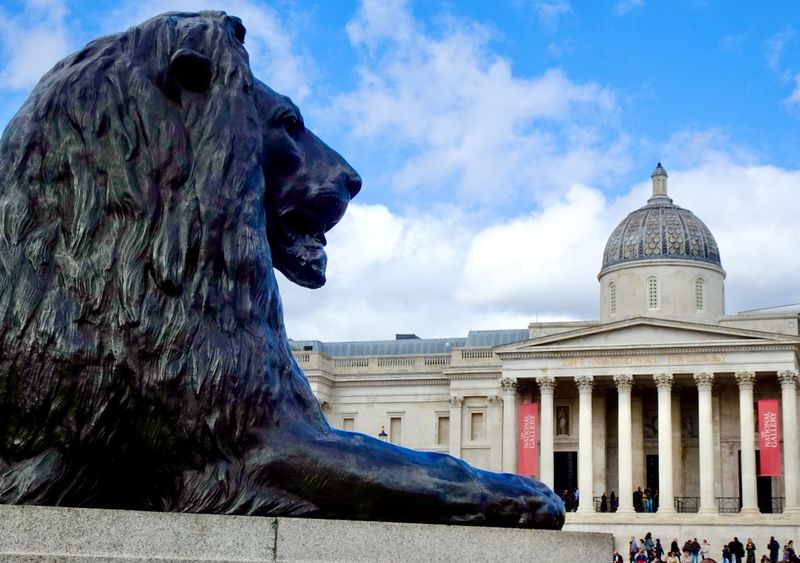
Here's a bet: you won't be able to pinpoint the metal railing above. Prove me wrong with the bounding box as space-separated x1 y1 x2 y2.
674 496 700 513
769 497 785 513
716 496 741 513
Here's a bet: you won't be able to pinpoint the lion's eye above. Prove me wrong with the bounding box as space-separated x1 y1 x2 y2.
282 115 304 136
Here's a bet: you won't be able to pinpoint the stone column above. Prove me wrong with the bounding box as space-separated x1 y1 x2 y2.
613 374 635 514
653 373 675 513
694 372 716 514
778 370 800 514
488 395 504 472
575 375 594 513
500 377 518 473
536 376 556 489
735 371 759 514
448 396 463 459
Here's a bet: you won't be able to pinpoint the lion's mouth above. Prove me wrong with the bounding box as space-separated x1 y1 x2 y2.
281 208 330 248
268 194 348 289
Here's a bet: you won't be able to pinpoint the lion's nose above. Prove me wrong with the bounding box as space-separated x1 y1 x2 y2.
345 170 362 199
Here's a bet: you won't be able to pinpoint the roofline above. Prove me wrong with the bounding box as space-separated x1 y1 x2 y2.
598 258 726 279
495 316 800 351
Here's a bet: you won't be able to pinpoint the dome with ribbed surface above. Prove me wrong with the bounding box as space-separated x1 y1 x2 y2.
601 164 722 273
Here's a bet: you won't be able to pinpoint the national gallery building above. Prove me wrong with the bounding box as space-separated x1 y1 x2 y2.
292 165 800 547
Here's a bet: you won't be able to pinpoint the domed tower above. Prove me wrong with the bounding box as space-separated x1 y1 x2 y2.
598 164 725 323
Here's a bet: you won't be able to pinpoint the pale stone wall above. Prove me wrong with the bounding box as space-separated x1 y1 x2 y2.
719 314 800 335
598 261 725 324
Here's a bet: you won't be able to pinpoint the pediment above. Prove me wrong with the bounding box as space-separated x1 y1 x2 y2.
495 317 799 353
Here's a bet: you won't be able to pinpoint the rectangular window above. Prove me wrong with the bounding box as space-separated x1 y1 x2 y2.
647 277 659 310
609 282 616 315
470 411 485 441
437 416 450 445
695 278 704 311
342 417 354 432
389 417 402 445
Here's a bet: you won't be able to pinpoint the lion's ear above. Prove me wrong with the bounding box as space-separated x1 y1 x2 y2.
168 48 213 95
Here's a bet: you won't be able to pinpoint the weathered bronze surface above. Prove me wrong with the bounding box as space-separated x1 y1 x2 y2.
0 11 564 529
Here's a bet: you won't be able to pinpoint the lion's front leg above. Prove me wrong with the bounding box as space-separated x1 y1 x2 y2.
244 421 564 529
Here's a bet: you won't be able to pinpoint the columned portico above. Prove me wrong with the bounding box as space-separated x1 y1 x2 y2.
613 374 635 514
735 371 759 514
653 373 675 513
694 372 716 514
536 375 556 489
575 375 594 513
778 370 800 514
500 377 518 473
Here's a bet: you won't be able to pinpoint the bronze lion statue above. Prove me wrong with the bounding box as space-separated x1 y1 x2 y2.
0 11 564 529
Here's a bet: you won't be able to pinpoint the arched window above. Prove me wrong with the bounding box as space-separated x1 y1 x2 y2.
647 276 659 310
695 277 705 311
609 281 616 315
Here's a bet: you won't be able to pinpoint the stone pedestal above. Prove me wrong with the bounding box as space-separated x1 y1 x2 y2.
0 504 612 562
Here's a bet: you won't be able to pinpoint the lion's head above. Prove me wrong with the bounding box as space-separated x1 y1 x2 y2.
0 10 359 345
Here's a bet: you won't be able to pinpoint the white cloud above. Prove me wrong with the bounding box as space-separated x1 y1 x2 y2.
532 0 572 28
335 0 625 207
764 28 795 73
107 0 314 103
0 0 71 90
455 184 609 316
785 73 800 105
614 0 644 16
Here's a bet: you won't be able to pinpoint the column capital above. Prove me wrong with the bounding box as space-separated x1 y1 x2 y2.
488 395 504 407
499 377 517 393
536 375 556 393
448 395 463 408
613 374 633 391
735 371 756 388
574 374 594 393
694 372 714 390
653 373 674 390
778 370 799 389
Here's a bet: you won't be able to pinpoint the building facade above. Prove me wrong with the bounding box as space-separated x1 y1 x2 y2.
292 164 800 549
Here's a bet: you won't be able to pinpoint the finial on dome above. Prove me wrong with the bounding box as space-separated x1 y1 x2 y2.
650 162 669 200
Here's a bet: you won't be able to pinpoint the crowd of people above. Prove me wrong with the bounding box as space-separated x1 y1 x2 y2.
612 534 798 563
595 487 660 513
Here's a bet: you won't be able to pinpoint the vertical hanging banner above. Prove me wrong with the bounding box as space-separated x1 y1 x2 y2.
518 402 538 477
758 399 781 476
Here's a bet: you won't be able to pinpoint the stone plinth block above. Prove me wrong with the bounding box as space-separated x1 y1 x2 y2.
0 504 611 562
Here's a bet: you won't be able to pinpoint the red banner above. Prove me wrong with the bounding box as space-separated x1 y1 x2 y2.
518 403 538 477
758 400 781 476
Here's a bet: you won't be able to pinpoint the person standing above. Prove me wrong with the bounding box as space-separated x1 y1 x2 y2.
655 539 665 562
734 537 745 563
746 539 756 563
701 539 711 561
610 491 618 512
643 487 652 512
634 487 643 512
614 551 625 563
600 492 608 512
690 538 701 563
769 537 780 563
643 533 654 560
630 537 640 563
671 540 680 557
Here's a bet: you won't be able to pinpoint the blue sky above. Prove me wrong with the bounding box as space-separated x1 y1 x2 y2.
1 0 799 340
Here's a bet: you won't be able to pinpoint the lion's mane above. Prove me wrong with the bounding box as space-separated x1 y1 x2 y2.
0 11 318 511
